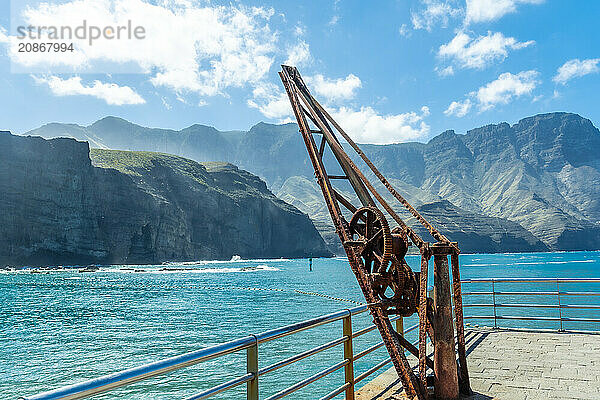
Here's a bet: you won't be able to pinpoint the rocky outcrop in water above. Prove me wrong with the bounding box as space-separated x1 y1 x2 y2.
0 132 331 266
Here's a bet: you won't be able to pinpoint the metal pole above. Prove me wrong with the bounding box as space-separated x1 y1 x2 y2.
343 312 355 400
557 279 563 332
396 317 404 337
433 252 459 400
247 336 259 400
450 252 471 396
492 280 497 329
418 253 430 399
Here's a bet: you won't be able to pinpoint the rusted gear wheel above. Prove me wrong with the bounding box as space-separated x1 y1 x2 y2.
349 206 393 272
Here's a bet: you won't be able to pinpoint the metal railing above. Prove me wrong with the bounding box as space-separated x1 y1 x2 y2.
23 277 600 400
21 304 417 400
461 278 600 330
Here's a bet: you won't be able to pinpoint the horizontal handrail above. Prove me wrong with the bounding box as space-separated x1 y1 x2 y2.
354 358 392 384
319 382 351 400
255 305 367 344
20 335 258 400
464 303 600 309
258 336 348 376
21 305 370 400
462 278 600 283
466 315 600 323
184 373 254 400
464 291 600 296
354 342 385 361
24 277 599 400
264 359 349 400
462 277 600 330
22 303 407 400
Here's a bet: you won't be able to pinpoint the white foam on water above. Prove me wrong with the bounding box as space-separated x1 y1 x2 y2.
101 264 280 274
462 263 503 267
513 260 595 265
161 257 295 266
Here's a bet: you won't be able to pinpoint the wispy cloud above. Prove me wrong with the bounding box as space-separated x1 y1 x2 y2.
553 58 600 85
247 83 292 120
284 40 311 67
435 65 454 76
444 99 472 117
411 0 462 31
438 31 534 70
399 24 410 37
305 74 362 103
333 106 430 144
465 0 545 24
0 26 8 43
445 70 540 116
476 70 540 110
32 75 146 105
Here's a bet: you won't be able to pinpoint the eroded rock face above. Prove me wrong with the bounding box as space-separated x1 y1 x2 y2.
0 132 331 266
27 112 600 252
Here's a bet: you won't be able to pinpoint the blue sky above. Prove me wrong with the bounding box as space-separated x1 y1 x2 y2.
0 0 598 144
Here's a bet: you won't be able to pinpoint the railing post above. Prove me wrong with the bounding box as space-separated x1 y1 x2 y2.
491 280 497 329
396 317 404 337
557 279 564 332
247 335 259 400
433 251 459 400
343 311 355 400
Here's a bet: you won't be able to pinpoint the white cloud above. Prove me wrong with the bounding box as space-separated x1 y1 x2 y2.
333 106 430 144
475 70 539 110
248 77 429 144
465 0 544 24
161 96 172 110
0 26 8 43
32 75 146 105
284 40 311 67
328 15 339 26
411 0 462 31
435 65 454 76
444 99 472 117
399 24 410 37
445 70 539 115
438 31 534 70
553 58 600 84
248 73 362 120
306 74 362 103
247 84 293 120
8 0 278 99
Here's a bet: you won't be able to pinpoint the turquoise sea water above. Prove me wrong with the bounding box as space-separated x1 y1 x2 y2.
2 251 600 399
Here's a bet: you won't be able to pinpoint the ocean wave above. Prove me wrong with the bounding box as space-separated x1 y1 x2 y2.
102 264 280 274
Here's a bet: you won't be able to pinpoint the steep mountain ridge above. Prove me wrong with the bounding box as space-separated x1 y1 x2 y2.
27 112 600 253
0 132 331 266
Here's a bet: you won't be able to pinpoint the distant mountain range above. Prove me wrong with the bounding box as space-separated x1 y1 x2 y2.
28 112 600 254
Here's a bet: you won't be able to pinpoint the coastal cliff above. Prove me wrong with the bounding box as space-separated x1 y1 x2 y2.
0 132 331 266
28 112 600 253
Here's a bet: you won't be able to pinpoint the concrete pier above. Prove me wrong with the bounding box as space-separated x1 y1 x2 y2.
356 328 600 400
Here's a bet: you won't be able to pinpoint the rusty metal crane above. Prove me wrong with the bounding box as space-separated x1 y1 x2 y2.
279 65 471 400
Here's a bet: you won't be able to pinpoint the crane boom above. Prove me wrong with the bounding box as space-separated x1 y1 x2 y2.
280 65 471 399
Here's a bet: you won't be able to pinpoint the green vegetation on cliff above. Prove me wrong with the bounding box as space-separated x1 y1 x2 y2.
0 133 331 266
28 112 600 254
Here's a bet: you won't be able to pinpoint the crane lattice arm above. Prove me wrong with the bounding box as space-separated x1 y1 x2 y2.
279 65 471 400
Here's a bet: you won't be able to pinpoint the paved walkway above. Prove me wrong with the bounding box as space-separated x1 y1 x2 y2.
355 328 600 400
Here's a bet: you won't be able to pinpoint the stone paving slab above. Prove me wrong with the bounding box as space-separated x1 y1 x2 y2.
355 328 600 400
